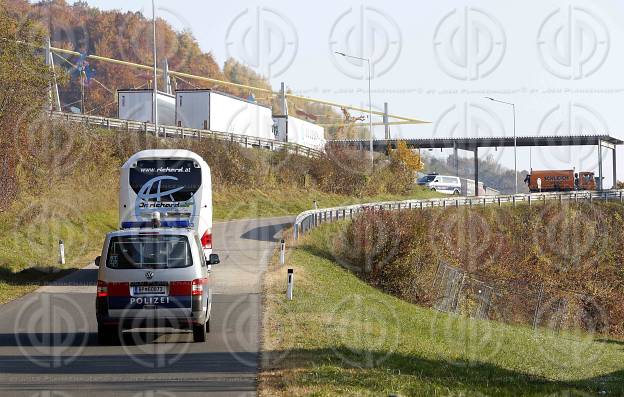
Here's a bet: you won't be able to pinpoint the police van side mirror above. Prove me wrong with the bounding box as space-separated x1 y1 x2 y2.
95 256 101 267
208 254 220 265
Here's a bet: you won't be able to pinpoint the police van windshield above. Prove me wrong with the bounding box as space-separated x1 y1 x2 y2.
106 235 193 269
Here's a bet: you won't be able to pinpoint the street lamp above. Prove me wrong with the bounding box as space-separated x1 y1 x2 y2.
485 97 517 195
152 0 158 136
335 51 374 168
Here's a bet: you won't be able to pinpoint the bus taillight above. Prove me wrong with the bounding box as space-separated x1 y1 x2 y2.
201 230 212 249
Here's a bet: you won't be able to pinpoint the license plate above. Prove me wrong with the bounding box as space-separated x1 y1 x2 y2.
133 285 167 295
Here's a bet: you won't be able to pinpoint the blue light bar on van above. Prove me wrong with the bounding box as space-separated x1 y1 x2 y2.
121 220 191 229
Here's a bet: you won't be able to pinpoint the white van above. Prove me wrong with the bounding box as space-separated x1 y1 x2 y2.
119 150 213 255
417 174 461 195
95 225 220 344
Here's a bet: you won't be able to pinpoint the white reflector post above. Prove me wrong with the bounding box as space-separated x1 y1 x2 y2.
279 239 285 266
286 268 294 300
58 240 65 265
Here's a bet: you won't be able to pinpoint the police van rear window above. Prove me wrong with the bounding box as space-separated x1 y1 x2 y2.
107 235 193 269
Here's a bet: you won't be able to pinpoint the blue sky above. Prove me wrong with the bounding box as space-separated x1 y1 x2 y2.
82 0 623 185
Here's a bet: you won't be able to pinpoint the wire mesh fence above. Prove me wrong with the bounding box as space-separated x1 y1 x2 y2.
431 262 608 334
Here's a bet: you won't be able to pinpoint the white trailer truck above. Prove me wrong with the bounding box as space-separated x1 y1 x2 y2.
460 178 486 197
175 89 274 141
273 115 326 152
117 89 176 126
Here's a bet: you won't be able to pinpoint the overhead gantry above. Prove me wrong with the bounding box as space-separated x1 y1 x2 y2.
329 135 623 196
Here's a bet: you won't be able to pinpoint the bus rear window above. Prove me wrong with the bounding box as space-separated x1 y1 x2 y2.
106 235 193 269
129 159 201 202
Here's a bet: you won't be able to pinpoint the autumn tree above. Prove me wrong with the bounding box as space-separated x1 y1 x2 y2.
390 140 424 172
0 4 52 208
222 57 272 105
3 0 225 116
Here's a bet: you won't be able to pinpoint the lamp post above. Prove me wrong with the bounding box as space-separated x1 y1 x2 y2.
485 97 517 195
152 0 158 135
335 51 374 168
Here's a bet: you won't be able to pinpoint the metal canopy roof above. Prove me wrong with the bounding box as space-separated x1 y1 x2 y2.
329 135 623 151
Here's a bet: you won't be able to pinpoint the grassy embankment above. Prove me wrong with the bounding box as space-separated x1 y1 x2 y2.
0 186 440 270
0 179 439 304
212 187 441 220
261 222 624 396
0 110 443 304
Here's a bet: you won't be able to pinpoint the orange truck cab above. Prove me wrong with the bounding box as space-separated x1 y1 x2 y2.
525 170 595 192
576 171 597 191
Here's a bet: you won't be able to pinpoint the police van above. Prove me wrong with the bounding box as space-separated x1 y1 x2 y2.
96 150 218 344
417 173 461 195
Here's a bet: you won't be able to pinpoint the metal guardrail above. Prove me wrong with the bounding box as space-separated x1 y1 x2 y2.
48 111 323 158
293 190 624 239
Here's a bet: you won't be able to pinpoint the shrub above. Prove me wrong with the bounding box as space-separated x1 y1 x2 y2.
336 202 624 336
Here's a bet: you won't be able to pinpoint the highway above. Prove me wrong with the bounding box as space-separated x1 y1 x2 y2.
0 216 293 397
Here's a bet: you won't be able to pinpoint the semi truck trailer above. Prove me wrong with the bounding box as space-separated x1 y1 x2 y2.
117 89 176 125
273 115 327 152
175 89 274 141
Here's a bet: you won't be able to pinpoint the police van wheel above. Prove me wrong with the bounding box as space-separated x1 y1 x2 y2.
98 324 118 345
206 318 210 333
193 322 207 342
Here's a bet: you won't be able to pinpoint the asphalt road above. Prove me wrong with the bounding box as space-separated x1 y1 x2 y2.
0 216 293 397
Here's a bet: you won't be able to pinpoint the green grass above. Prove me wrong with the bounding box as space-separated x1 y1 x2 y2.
0 186 439 305
260 222 624 396
0 208 117 270
0 186 440 270
0 203 116 304
212 187 443 220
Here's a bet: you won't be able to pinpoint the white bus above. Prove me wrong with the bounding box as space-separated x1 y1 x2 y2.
119 149 213 254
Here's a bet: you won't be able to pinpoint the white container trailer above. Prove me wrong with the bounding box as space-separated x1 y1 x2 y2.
117 89 175 126
460 178 486 196
175 90 210 129
273 115 326 152
175 89 274 141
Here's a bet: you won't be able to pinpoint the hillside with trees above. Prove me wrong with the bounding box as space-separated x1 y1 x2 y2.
0 5 51 208
0 2 438 274
4 0 223 115
2 0 356 138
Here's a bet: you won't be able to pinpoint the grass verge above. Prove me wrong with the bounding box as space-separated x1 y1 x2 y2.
0 202 116 304
212 187 442 220
0 187 440 304
260 222 624 396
